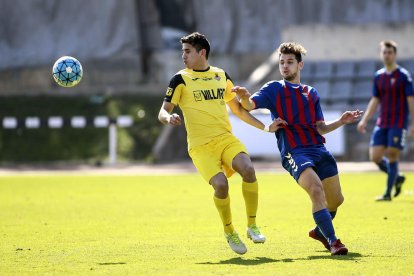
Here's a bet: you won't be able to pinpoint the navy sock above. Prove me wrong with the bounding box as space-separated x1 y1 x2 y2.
377 158 388 174
315 211 337 237
385 162 398 196
313 208 337 245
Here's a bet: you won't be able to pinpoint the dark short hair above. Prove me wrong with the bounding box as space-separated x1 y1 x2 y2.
380 40 397 53
180 32 211 59
277 42 307 62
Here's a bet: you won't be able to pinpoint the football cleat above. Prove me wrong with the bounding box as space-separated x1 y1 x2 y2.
309 228 330 250
225 232 247 255
330 239 348 255
247 225 266 243
375 194 391 201
394 175 406 197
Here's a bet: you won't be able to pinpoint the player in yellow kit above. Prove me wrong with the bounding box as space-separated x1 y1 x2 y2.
158 32 284 254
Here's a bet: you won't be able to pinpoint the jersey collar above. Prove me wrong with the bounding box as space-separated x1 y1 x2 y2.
284 79 302 89
193 66 210 72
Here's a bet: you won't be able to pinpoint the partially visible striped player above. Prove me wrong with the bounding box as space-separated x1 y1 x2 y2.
357 40 414 201
233 42 363 255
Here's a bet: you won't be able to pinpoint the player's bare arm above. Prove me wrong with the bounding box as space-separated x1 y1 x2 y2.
158 101 182 126
357 97 380 133
407 95 414 136
317 110 363 135
231 86 256 111
227 97 286 132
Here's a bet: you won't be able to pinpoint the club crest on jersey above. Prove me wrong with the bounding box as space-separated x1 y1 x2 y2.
391 78 396 86
166 87 173 96
193 88 225 101
393 136 399 144
215 73 221 81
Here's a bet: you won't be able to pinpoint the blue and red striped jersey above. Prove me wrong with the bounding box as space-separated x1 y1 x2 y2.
373 66 414 129
251 80 325 156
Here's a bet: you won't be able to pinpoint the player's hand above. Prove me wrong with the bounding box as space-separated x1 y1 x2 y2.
340 110 363 125
232 86 251 99
268 117 287 132
357 120 367 134
168 113 181 126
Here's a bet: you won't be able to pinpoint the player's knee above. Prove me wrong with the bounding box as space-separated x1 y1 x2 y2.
387 151 400 162
370 154 382 164
308 183 325 202
210 175 229 196
336 194 345 207
240 163 256 182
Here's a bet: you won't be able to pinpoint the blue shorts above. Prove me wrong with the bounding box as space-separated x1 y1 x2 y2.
370 126 407 150
282 145 338 182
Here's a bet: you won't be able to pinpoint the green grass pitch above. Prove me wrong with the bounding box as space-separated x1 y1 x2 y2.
1 172 413 275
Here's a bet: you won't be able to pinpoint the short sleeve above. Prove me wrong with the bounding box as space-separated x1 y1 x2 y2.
250 81 273 109
373 76 380 98
313 90 324 121
164 74 185 105
224 72 236 102
404 72 414 97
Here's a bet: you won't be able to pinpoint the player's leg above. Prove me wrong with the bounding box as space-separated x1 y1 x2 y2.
389 128 407 197
209 172 247 254
232 152 257 225
221 135 265 243
309 174 343 250
370 127 393 200
231 152 266 243
370 146 405 195
379 147 401 200
209 172 233 233
322 175 344 216
370 145 387 168
369 126 388 171
297 168 347 255
189 145 246 254
376 128 406 200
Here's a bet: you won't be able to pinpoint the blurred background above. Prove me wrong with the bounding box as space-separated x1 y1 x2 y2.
1 0 414 166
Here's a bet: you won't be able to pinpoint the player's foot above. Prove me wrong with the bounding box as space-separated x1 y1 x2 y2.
247 224 266 243
330 239 348 255
394 175 406 197
309 229 330 250
225 232 247 255
375 194 391 201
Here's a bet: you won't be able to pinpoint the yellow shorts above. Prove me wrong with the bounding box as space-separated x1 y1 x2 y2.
188 133 248 183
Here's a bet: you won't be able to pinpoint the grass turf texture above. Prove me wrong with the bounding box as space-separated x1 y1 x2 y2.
1 172 413 275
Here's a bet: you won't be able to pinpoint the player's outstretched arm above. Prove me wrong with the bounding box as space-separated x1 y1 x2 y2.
316 110 363 135
357 97 380 133
231 86 256 111
227 98 286 132
158 101 181 126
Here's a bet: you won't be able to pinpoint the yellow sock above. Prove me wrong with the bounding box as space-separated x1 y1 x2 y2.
242 180 258 227
213 195 234 234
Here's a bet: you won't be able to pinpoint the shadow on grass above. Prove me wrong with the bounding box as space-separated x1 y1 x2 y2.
197 252 363 266
97 262 127 265
197 257 279 266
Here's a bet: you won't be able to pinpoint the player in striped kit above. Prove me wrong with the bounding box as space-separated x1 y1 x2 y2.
233 42 363 255
357 40 414 201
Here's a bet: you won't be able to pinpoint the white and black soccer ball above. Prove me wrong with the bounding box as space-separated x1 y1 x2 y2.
52 56 83 87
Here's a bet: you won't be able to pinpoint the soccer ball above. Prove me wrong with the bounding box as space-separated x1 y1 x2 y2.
52 56 83 87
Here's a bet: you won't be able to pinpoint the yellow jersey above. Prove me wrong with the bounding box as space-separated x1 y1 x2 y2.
164 66 236 150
